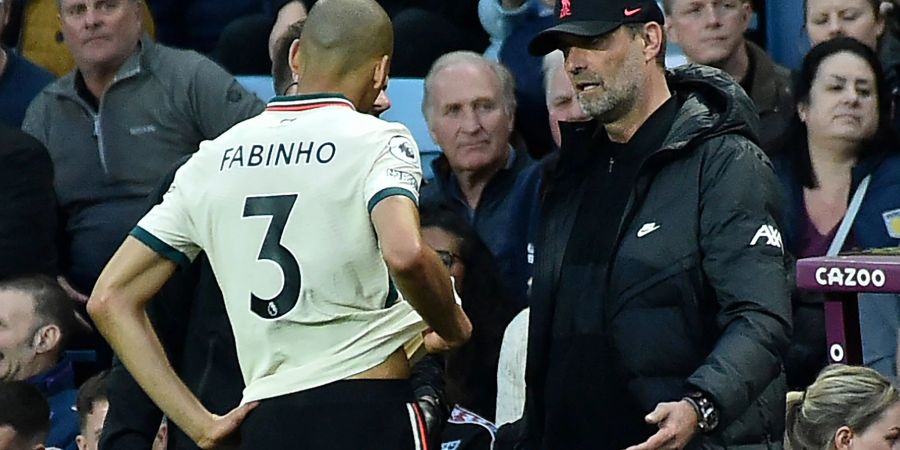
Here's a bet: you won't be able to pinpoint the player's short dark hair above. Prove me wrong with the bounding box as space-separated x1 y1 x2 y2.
0 381 50 446
0 275 77 351
76 370 109 431
272 19 306 95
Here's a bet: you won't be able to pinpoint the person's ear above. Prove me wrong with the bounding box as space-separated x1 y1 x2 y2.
373 55 390 91
797 101 809 123
834 426 854 450
289 39 302 82
32 324 61 355
75 434 88 450
642 22 665 65
739 1 753 31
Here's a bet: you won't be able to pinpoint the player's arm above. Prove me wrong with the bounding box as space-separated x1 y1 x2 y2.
371 196 472 349
87 237 255 449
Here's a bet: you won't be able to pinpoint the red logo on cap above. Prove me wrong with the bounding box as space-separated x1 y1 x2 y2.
560 0 572 18
624 7 642 16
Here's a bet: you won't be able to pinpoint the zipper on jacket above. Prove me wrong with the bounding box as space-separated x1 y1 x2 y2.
90 114 110 174
608 156 615 173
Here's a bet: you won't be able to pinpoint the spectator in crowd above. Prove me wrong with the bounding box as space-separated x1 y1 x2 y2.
0 381 50 450
806 0 885 50
0 0 54 128
22 0 264 299
214 1 310 75
0 126 56 279
75 371 107 450
479 0 552 60
268 0 308 64
381 0 490 77
516 0 792 448
420 205 521 422
775 37 900 386
420 51 541 308
665 0 793 155
542 50 588 148
271 19 305 95
786 364 899 450
480 0 557 158
805 0 900 133
0 276 79 450
149 0 302 56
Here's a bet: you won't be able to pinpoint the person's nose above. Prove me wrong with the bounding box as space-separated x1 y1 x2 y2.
565 49 587 77
83 7 104 30
459 107 483 134
702 4 723 28
827 16 844 38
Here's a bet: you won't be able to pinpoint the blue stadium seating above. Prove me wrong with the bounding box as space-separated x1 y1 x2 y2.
380 78 442 180
236 75 441 179
236 75 277 102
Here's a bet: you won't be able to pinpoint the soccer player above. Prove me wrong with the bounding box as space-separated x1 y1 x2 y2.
86 0 472 448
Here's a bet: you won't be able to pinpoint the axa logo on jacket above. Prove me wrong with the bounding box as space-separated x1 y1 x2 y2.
749 224 782 252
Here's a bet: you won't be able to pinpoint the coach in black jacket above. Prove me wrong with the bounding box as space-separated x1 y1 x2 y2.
516 1 792 449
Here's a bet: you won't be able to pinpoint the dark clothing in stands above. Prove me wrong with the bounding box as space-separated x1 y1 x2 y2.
421 150 541 308
0 126 57 278
27 358 79 450
498 11 556 158
0 49 54 128
149 0 283 55
381 0 489 77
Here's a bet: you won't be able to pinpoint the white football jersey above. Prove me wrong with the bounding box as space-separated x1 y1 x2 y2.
133 94 428 403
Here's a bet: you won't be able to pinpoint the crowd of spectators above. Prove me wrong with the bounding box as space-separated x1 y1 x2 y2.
0 0 898 449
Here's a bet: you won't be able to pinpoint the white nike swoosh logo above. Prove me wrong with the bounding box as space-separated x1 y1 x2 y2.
637 223 661 238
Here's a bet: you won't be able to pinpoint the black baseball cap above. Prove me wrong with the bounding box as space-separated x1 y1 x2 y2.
528 0 665 55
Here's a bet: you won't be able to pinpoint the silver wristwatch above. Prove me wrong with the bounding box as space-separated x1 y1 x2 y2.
684 391 719 432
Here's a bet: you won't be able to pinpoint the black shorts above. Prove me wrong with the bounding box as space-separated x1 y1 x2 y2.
240 379 430 449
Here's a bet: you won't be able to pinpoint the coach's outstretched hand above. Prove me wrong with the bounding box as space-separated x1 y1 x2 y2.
195 402 259 449
624 400 699 450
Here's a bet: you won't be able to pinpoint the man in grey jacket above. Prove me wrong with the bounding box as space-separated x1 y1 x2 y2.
22 0 263 297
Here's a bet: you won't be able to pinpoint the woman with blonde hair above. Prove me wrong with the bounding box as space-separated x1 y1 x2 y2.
787 364 899 450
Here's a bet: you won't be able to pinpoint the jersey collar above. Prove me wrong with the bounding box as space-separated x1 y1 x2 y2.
266 93 356 112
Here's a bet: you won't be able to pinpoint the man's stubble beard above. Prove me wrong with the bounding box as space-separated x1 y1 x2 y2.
576 52 645 124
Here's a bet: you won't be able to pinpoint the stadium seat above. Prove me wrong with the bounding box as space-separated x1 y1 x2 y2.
236 75 277 102
381 78 440 179
236 76 441 178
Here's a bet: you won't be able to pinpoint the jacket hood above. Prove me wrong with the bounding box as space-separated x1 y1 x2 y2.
662 64 762 154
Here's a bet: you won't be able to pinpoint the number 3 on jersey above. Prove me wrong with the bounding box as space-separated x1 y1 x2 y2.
242 194 301 319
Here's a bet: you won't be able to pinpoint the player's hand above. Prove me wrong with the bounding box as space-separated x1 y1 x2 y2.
623 400 699 450
195 402 258 449
423 328 454 353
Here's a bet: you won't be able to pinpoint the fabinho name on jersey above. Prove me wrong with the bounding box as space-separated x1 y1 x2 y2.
220 142 336 171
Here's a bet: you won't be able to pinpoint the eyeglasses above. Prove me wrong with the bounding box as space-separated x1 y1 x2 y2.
435 250 461 268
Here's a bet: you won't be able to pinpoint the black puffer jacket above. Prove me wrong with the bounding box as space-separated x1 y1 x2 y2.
523 64 793 449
